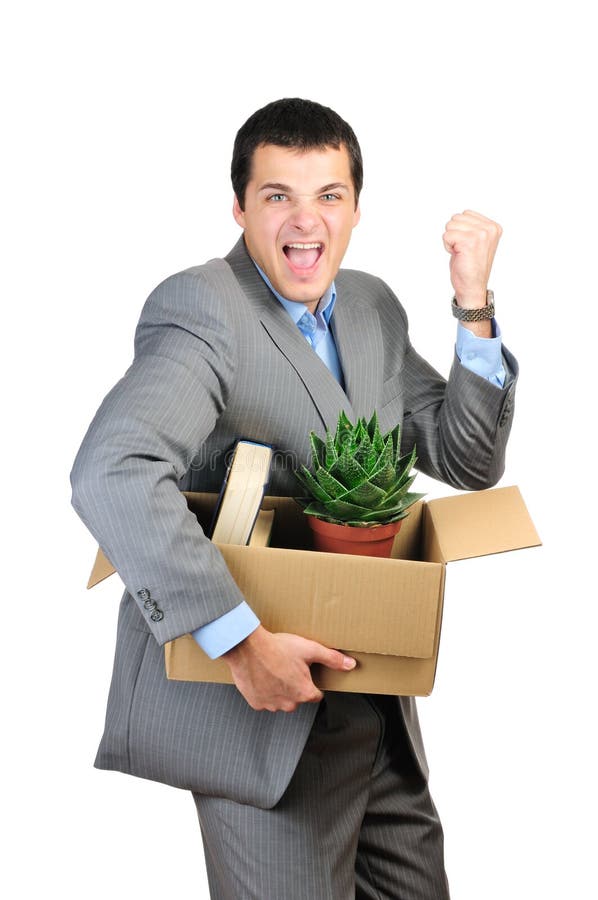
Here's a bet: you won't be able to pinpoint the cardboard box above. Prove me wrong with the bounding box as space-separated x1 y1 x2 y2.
88 485 540 696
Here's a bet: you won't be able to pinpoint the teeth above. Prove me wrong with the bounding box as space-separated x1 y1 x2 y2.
285 242 322 250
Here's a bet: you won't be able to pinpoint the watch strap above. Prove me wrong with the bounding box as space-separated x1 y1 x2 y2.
452 290 495 322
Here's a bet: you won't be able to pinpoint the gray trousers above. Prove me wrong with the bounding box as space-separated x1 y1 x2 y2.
193 692 450 899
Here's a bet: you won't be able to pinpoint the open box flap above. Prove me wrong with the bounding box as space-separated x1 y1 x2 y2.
87 547 115 588
425 485 541 563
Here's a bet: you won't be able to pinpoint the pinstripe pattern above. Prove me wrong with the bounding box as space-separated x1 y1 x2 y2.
194 692 450 899
71 236 518 808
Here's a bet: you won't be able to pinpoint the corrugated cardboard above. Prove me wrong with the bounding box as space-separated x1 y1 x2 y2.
88 486 541 696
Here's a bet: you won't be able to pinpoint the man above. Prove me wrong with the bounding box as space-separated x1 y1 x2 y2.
71 98 516 898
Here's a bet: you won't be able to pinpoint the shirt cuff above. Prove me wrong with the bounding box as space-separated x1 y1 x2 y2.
456 320 506 388
191 601 261 659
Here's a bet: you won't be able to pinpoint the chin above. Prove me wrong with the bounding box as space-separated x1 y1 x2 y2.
288 290 323 305
286 279 328 302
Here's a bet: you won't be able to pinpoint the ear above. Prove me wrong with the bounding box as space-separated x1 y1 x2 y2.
232 195 246 228
352 203 361 228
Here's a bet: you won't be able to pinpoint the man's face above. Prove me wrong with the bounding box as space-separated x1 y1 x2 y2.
233 143 360 310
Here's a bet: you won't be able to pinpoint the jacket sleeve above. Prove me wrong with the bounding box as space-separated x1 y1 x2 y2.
378 278 518 491
70 270 247 645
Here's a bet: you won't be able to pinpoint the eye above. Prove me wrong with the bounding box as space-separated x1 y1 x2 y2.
320 193 341 202
267 193 287 202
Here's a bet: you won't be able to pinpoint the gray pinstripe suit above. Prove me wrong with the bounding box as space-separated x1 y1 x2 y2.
71 236 517 895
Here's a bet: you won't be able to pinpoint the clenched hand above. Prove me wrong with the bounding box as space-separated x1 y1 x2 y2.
443 210 502 332
223 625 356 712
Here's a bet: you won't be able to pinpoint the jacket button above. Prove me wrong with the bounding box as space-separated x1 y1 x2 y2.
499 403 512 426
137 589 151 601
150 609 164 622
144 599 157 611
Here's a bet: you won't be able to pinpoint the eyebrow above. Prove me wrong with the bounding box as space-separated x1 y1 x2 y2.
257 181 350 194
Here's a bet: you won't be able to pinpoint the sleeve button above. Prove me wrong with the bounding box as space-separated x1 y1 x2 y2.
137 589 151 601
150 609 164 622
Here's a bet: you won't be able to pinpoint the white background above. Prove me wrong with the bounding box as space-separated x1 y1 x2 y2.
3 1 596 897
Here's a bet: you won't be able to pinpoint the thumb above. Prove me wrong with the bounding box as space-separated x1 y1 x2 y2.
307 641 357 672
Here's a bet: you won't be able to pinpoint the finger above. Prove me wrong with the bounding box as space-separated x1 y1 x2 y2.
444 228 487 243
305 687 324 703
461 209 490 221
269 688 322 711
442 233 459 254
445 216 484 233
306 642 356 671
442 230 482 255
296 665 325 703
446 213 502 237
449 210 490 224
461 210 502 235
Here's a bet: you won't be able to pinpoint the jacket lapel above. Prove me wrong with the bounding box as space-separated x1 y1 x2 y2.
224 238 383 431
331 273 384 419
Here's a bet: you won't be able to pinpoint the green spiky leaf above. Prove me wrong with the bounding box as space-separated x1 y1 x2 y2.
369 459 396 490
309 432 326 469
366 410 379 440
334 410 354 450
396 445 417 477
324 429 337 467
318 498 373 519
379 476 417 509
315 468 347 499
331 444 369 489
338 480 388 506
295 466 332 504
357 508 411 524
389 423 402 464
354 431 375 471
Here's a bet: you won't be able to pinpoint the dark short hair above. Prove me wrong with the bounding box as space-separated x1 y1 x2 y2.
231 98 363 210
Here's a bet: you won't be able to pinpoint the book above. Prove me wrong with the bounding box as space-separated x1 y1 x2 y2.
210 440 274 545
248 508 275 547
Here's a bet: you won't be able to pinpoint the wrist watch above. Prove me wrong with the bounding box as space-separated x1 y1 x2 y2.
452 290 495 322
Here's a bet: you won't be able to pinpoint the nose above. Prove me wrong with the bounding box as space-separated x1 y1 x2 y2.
287 197 320 233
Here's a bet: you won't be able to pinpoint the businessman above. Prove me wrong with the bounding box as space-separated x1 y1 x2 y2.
71 98 517 898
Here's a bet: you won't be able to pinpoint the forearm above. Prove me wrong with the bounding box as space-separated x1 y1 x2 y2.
459 318 492 339
401 340 518 491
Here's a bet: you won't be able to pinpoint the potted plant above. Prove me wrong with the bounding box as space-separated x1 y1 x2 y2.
294 410 424 558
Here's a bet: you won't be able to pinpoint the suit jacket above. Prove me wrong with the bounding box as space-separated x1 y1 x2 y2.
71 237 518 809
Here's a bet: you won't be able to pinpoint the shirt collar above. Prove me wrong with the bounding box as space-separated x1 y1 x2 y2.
251 259 337 325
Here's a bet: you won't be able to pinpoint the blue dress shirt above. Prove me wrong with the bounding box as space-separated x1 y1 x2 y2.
257 264 345 385
192 266 506 658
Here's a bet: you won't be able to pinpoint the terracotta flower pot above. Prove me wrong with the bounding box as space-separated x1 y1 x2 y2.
307 516 402 558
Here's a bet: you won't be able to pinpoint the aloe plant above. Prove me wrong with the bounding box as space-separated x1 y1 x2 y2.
295 410 425 526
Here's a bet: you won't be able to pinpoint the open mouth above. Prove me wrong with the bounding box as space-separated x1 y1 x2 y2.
282 242 324 272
